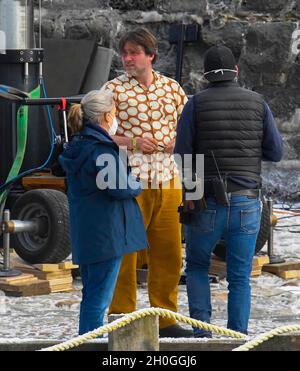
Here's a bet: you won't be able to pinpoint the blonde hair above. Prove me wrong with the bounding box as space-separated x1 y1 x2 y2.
67 89 114 135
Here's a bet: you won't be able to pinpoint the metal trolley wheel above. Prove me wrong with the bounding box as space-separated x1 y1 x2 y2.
11 189 71 263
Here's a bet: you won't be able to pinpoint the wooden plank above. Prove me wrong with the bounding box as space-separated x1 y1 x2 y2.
262 262 300 274
252 255 270 267
9 277 38 285
16 267 72 280
12 262 37 271
47 277 73 286
0 273 36 283
3 281 51 297
37 271 72 280
278 270 300 280
49 282 73 288
33 264 60 272
251 269 262 277
22 175 66 192
210 257 262 277
48 282 74 293
15 267 41 275
0 278 39 291
50 286 74 293
58 262 79 270
0 279 47 291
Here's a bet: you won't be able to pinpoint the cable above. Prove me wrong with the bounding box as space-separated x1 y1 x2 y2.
0 201 5 235
275 224 300 228
0 80 56 193
277 215 300 221
41 78 58 142
274 209 300 216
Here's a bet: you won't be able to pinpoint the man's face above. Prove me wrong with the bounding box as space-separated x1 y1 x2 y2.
121 42 154 77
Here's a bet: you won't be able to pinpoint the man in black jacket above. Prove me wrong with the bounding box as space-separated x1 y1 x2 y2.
175 45 283 337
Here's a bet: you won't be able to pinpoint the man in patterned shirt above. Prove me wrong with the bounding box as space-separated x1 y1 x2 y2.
105 27 191 337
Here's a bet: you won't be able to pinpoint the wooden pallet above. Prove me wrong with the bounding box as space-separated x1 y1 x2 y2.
16 266 73 280
0 279 51 297
14 263 77 294
0 255 79 296
0 273 37 284
262 261 300 280
0 273 50 297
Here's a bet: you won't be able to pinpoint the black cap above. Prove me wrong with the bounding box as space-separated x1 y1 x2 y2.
203 45 236 82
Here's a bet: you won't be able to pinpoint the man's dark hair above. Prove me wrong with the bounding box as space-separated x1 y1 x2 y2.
119 27 158 64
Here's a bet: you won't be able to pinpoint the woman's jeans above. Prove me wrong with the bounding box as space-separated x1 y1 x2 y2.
79 257 122 335
186 195 261 335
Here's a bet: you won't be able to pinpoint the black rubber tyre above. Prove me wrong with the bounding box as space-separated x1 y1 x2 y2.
213 199 270 261
11 189 71 263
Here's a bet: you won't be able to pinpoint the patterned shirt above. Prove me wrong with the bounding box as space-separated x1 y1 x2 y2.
105 71 188 183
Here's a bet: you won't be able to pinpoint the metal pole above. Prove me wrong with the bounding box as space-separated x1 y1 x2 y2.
5 220 38 234
62 110 69 143
267 199 285 264
0 209 22 277
38 0 43 84
24 61 29 83
39 0 42 49
175 24 185 85
39 62 43 83
3 209 10 271
267 199 274 257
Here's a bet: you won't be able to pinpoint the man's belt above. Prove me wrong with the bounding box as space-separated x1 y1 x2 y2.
229 188 261 198
204 181 261 199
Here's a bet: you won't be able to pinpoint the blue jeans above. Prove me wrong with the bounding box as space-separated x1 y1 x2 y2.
79 257 122 335
186 195 261 335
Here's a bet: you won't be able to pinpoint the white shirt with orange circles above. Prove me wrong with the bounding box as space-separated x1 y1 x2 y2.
105 71 188 184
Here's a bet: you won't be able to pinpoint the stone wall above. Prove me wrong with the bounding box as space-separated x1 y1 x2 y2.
37 0 300 199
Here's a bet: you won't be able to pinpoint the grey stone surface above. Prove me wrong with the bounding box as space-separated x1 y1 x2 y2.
39 0 109 10
109 0 156 11
157 0 206 14
239 22 297 114
201 21 247 58
294 2 300 17
35 0 300 199
241 0 292 14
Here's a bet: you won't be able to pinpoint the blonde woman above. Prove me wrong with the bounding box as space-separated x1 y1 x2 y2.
59 90 147 335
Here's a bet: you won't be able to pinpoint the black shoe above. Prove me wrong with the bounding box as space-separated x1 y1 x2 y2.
159 324 194 338
194 330 212 338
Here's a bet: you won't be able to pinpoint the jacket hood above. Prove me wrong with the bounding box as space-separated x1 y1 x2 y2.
59 123 117 175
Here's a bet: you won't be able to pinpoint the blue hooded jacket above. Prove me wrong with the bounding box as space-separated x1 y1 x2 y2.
59 122 148 265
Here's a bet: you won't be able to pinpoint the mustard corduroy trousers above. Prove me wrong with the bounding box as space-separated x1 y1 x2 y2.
109 177 182 328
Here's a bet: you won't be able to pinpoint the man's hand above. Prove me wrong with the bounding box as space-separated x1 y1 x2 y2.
164 139 176 154
137 137 158 154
